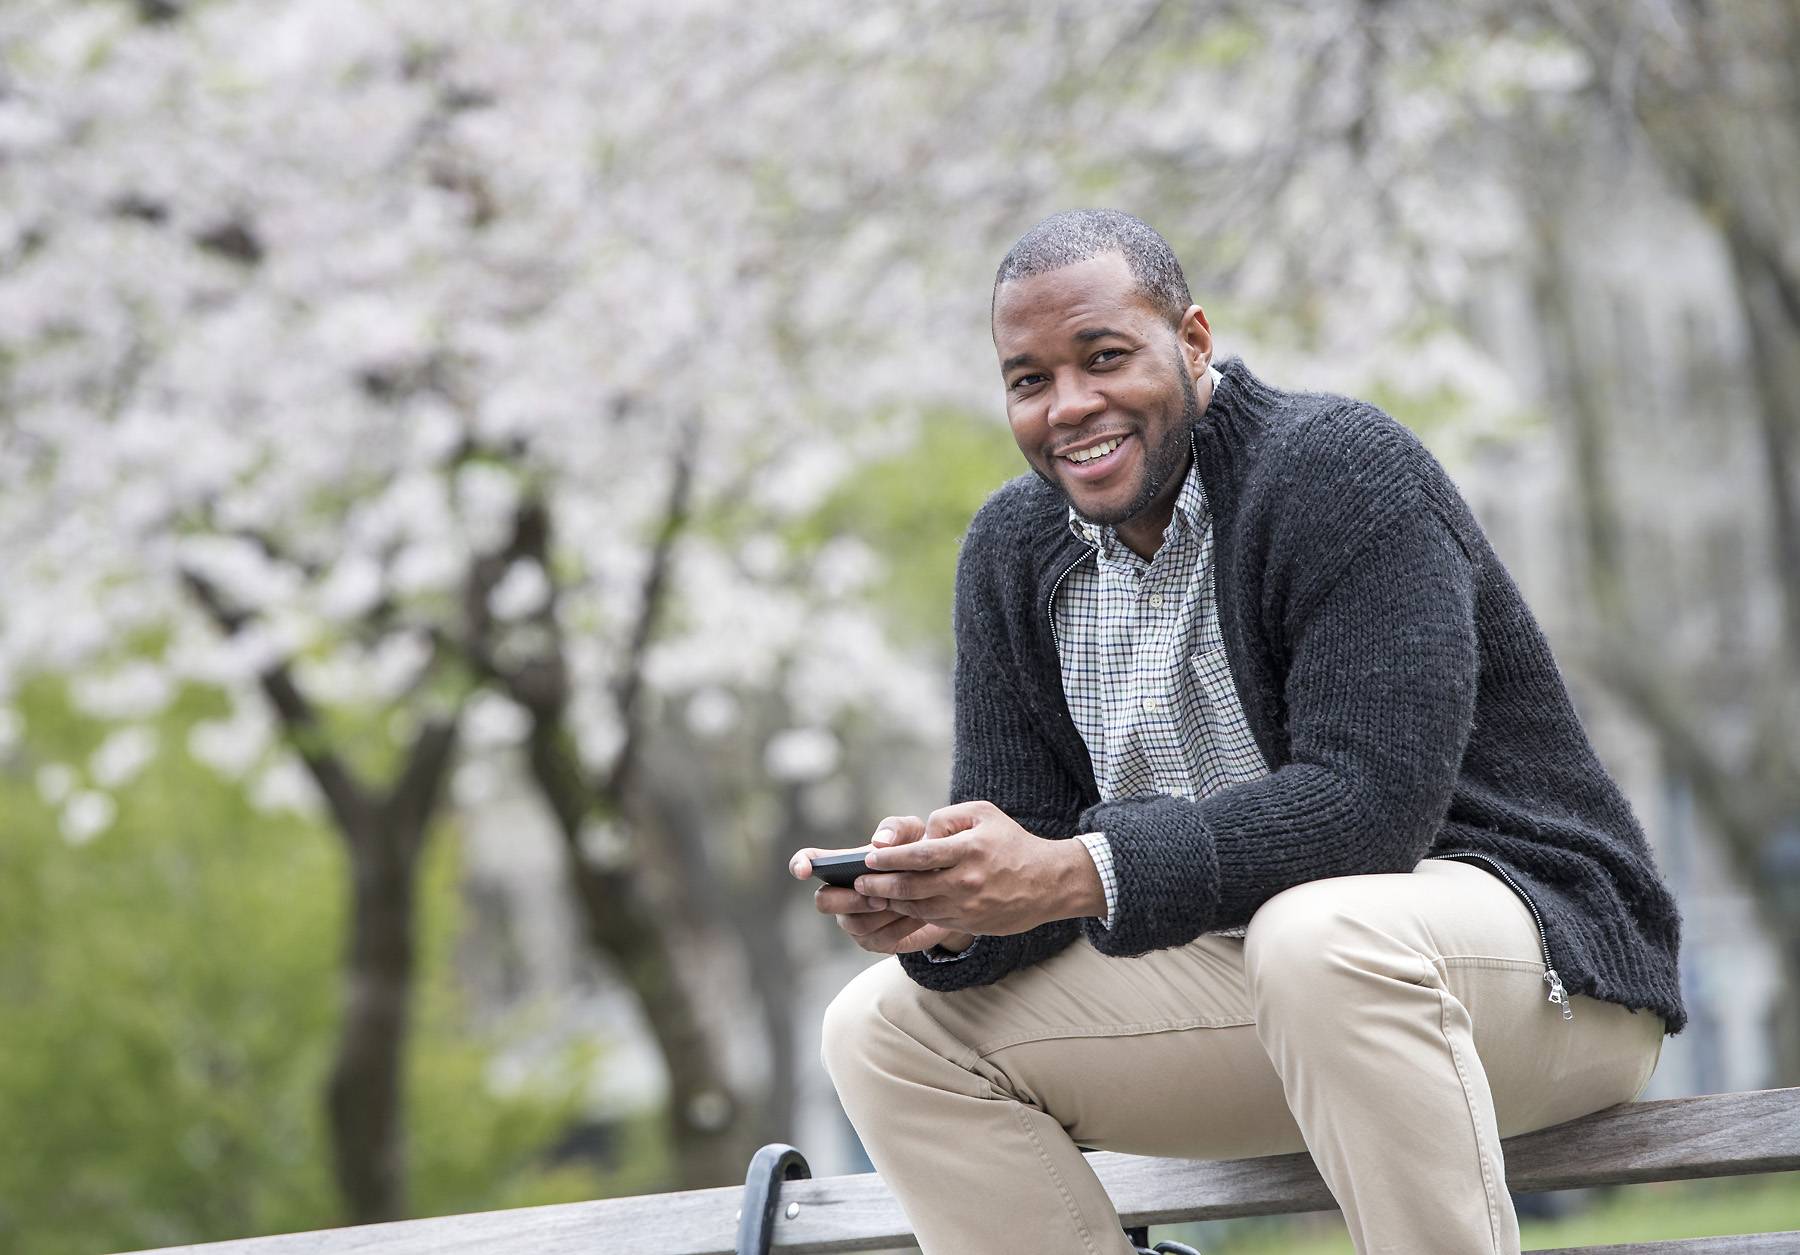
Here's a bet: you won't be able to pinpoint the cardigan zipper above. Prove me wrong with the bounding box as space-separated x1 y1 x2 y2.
1432 852 1573 1021
1187 435 1566 1019
1046 546 1097 657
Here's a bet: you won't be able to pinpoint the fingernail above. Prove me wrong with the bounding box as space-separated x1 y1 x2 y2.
868 898 887 910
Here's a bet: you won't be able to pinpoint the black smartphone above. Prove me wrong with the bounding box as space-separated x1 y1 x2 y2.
809 848 875 889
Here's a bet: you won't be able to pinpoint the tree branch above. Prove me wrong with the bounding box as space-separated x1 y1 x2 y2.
608 424 699 800
180 568 375 841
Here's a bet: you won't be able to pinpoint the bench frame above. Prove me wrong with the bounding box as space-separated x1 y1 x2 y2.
120 1088 1800 1255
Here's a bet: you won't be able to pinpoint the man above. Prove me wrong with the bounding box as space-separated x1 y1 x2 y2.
789 210 1682 1255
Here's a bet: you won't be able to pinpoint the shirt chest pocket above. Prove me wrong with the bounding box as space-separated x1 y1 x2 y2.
1186 646 1269 786
1187 646 1239 711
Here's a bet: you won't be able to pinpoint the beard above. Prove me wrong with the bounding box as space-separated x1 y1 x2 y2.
1058 358 1203 530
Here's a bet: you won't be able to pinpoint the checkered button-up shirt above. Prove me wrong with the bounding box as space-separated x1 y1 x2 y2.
927 366 1270 963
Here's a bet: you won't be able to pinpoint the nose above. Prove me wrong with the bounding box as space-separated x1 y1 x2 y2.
1046 372 1104 427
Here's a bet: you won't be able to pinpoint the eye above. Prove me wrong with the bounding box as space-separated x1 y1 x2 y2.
1091 348 1126 367
1009 372 1046 392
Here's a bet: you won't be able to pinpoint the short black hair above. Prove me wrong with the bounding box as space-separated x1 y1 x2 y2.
993 209 1193 327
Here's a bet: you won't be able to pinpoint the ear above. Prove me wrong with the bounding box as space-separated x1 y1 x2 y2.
1176 304 1214 380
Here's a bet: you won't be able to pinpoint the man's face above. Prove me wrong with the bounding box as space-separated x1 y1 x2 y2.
992 253 1210 532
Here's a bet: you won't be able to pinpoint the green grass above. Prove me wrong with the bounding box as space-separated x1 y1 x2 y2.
1151 1174 1800 1252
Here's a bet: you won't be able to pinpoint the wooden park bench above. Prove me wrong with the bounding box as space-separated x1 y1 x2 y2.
124 1087 1799 1254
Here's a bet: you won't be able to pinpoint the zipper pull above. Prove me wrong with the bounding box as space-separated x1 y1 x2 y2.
1544 969 1574 1021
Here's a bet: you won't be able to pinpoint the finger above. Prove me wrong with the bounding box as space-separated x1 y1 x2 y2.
842 903 928 943
855 868 952 900
865 833 967 874
814 885 891 915
790 844 874 879
837 907 909 939
870 815 926 847
858 915 931 952
925 800 995 840
883 895 960 925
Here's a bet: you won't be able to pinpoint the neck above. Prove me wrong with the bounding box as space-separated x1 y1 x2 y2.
1115 499 1177 560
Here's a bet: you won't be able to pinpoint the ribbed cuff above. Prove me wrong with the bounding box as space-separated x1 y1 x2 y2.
923 937 982 963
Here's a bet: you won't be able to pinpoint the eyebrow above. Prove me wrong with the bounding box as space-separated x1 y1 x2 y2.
1001 327 1134 375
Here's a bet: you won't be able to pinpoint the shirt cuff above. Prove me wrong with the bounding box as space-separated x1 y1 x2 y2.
924 936 982 962
1073 831 1118 930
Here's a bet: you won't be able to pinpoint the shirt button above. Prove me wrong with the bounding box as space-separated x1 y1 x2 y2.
1148 593 1164 609
1143 697 1160 713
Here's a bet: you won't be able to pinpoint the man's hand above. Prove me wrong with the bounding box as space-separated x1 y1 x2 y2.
849 801 1102 937
790 816 976 956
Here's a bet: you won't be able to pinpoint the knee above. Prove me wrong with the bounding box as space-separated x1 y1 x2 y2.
818 957 924 1089
1242 878 1420 1021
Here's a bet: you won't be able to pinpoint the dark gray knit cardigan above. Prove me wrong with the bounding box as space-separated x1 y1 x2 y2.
900 358 1685 1034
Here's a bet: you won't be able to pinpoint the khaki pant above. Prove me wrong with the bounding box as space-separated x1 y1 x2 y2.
821 859 1665 1255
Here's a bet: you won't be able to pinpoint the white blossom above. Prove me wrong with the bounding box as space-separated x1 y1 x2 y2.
454 462 523 556
60 789 117 845
685 687 741 738
463 690 531 750
316 554 387 623
763 727 841 782
188 705 275 779
90 726 159 789
488 559 551 622
69 661 175 721
250 754 323 816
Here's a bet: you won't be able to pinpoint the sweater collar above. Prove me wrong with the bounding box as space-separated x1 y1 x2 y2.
1028 355 1283 591
1064 363 1225 556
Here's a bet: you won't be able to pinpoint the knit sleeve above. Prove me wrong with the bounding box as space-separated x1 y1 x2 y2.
1075 493 1479 955
898 508 1085 993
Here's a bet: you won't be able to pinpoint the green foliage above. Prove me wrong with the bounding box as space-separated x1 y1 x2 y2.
796 407 1024 650
0 679 627 1254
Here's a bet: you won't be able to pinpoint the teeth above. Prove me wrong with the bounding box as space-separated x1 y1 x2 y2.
1066 437 1122 464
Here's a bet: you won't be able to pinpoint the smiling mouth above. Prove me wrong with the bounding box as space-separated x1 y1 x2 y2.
1060 435 1127 464
1056 432 1134 480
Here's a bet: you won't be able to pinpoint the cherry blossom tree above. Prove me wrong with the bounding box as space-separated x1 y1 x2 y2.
0 0 980 1215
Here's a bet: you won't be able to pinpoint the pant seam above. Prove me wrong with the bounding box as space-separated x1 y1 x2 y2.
1014 1102 1106 1255
1437 979 1505 1253
973 1015 1257 1057
1433 955 1543 973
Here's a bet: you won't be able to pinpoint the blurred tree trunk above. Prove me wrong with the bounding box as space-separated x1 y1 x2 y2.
627 767 800 1151
468 457 756 1189
182 575 462 1223
635 732 858 1151
327 819 416 1224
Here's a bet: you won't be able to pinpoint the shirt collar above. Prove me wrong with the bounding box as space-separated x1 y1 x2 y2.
1066 363 1223 555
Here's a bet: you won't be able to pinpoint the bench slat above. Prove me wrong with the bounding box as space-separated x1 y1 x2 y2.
1530 1235 1800 1254
118 1088 1800 1255
1102 1087 1800 1227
